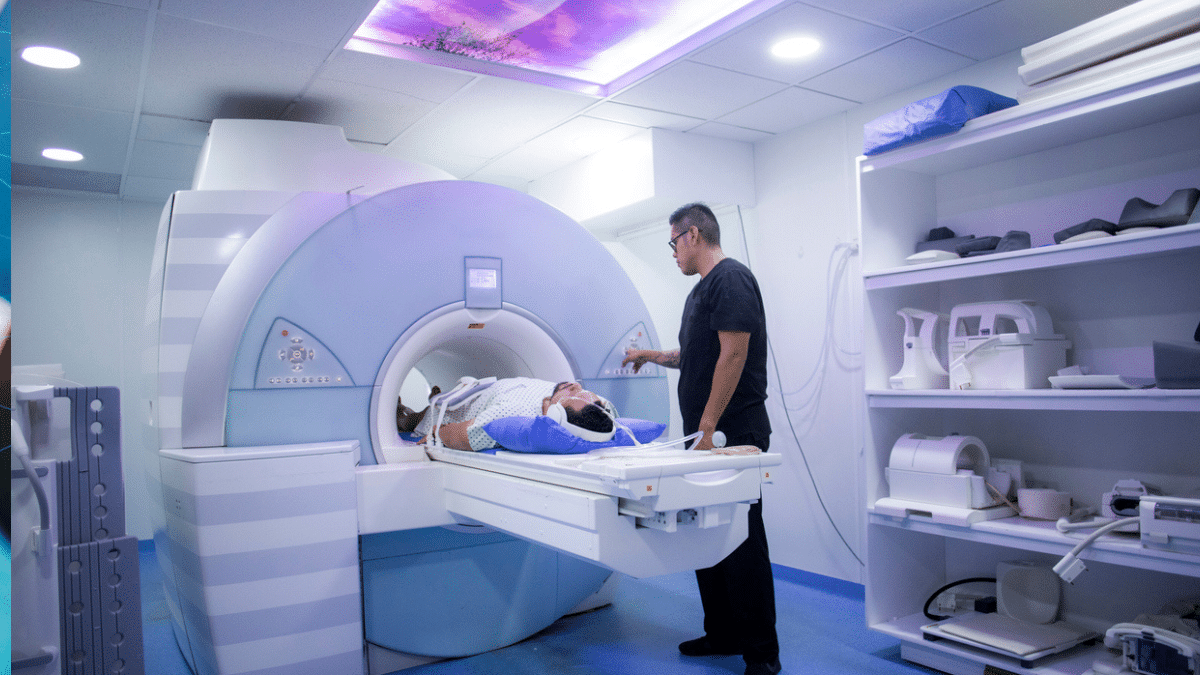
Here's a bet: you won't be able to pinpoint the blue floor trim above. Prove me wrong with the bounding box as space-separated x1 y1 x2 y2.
772 563 865 601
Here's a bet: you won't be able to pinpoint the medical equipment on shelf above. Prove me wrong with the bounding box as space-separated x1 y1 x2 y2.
889 308 949 390
1141 495 1200 555
10 385 144 675
921 560 1098 667
1097 624 1200 675
1107 480 1159 519
874 433 1016 525
1018 488 1073 520
948 300 1070 389
143 119 779 675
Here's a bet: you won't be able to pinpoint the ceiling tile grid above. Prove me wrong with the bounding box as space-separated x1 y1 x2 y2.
10 0 1150 201
686 2 906 85
611 60 788 119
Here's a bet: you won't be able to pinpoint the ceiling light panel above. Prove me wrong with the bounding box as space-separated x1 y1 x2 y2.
347 0 781 94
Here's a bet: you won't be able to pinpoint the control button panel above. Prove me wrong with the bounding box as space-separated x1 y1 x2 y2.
595 322 662 378
255 318 354 389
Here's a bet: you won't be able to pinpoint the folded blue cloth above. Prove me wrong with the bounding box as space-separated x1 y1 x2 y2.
864 86 1018 156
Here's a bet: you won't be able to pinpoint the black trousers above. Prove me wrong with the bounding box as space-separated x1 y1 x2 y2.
694 433 779 664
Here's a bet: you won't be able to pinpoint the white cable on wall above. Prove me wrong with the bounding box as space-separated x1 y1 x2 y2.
735 206 864 567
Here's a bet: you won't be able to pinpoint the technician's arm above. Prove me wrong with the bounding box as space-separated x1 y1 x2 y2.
696 331 749 451
622 348 680 372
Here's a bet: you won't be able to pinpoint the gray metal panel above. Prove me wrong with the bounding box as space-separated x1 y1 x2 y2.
55 387 125 546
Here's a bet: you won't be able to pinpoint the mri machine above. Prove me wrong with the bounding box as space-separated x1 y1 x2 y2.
142 120 780 675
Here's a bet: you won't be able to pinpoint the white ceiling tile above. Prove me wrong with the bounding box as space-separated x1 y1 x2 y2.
382 144 489 180
917 0 1140 61
612 61 787 119
137 115 211 146
387 77 596 160
718 86 855 133
528 117 645 156
802 39 975 103
122 175 191 203
686 122 772 144
158 0 377 51
802 0 994 32
12 99 134 173
687 3 903 85
462 172 530 192
481 117 644 180
142 14 329 120
320 49 476 104
128 138 202 182
584 103 704 131
288 78 439 145
11 0 147 113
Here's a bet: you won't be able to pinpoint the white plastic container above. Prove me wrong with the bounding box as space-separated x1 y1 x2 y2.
948 301 1070 389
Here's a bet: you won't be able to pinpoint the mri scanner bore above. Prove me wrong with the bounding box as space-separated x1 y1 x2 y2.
142 118 779 675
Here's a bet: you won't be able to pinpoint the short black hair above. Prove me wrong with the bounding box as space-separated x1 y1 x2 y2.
564 403 614 434
669 202 720 246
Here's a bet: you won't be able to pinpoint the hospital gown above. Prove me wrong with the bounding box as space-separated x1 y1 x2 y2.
413 377 556 451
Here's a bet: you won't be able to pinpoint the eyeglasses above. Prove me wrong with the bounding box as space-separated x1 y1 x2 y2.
668 229 687 252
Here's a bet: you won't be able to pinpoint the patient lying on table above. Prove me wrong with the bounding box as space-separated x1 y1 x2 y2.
396 377 617 452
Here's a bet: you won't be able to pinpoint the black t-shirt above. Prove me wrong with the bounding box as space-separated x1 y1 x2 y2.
677 257 770 440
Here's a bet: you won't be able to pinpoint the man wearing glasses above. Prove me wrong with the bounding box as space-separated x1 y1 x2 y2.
623 203 779 675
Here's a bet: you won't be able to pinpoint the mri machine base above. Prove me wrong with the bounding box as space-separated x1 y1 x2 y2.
159 440 775 674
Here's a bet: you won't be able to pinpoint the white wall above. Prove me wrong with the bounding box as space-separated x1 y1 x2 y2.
11 189 164 539
746 51 1027 582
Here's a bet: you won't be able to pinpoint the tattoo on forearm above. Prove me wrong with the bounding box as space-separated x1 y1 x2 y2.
658 350 680 368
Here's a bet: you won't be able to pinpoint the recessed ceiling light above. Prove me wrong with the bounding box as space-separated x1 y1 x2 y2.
21 45 82 69
43 148 84 162
770 36 820 60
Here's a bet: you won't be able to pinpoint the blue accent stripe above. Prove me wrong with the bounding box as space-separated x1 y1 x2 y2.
164 264 230 290
159 317 203 344
235 649 363 675
172 537 360 586
161 482 356 526
170 213 270 238
208 593 360 646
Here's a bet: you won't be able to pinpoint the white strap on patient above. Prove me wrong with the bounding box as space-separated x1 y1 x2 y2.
429 376 497 447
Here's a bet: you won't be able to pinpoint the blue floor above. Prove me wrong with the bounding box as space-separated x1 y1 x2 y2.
140 542 938 675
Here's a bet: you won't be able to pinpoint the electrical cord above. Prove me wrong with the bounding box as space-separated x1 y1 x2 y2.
735 206 864 568
1053 516 1140 583
923 577 997 621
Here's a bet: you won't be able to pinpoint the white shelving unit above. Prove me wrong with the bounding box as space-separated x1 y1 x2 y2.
858 57 1200 675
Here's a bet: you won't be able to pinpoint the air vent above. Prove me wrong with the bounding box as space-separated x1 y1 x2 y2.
12 163 121 194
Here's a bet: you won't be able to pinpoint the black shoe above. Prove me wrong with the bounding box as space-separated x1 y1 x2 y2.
744 658 782 675
678 636 740 657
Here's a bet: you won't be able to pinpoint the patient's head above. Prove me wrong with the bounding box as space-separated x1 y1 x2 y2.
564 402 615 435
544 380 616 438
395 385 441 433
543 381 606 413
